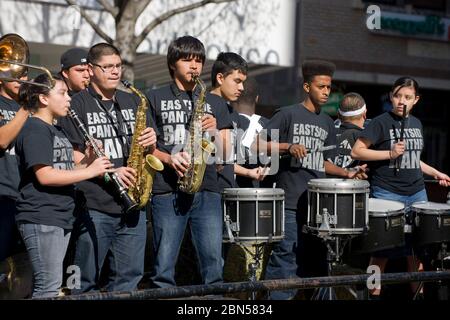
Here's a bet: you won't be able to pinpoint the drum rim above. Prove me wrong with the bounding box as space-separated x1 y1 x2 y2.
223 235 285 241
369 210 405 217
305 226 366 234
223 195 285 200
308 188 370 193
308 178 370 189
412 201 450 214
414 210 450 215
223 187 285 196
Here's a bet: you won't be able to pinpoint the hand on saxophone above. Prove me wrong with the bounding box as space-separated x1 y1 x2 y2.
137 127 157 151
169 151 190 178
114 167 137 189
202 114 216 132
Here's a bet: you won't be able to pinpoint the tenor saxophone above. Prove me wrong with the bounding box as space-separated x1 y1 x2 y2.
122 80 164 209
177 74 215 194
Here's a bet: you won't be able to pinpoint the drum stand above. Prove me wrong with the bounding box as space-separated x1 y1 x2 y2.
436 243 450 300
240 242 267 300
312 209 359 300
412 242 450 300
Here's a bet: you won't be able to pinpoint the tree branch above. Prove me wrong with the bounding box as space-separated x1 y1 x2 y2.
96 0 119 18
64 0 113 43
135 0 236 47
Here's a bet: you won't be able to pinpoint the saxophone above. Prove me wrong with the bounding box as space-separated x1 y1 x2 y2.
122 80 164 209
177 74 215 194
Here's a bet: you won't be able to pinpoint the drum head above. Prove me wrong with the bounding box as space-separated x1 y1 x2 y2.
369 198 404 217
412 201 450 215
308 178 370 193
222 188 285 200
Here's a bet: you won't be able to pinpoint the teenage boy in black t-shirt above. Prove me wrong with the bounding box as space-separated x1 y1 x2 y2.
231 77 269 188
0 74 29 262
59 48 90 96
58 43 157 293
210 52 264 191
334 92 367 169
256 60 367 300
146 36 232 288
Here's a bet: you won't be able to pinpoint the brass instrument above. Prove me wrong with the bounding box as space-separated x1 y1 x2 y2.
177 74 215 194
122 80 164 209
0 33 137 213
0 33 55 299
0 33 54 88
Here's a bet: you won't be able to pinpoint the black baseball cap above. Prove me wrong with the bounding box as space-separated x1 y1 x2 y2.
60 48 88 70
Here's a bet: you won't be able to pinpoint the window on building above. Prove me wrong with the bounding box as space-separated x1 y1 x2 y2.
409 0 446 11
362 0 397 4
363 0 448 13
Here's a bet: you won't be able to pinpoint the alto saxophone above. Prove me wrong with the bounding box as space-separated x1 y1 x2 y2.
122 80 164 209
177 74 215 194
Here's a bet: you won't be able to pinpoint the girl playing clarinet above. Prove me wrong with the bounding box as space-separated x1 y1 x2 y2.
14 73 112 298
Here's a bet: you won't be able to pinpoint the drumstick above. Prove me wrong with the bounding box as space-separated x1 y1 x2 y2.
278 144 336 168
280 144 337 159
396 106 407 173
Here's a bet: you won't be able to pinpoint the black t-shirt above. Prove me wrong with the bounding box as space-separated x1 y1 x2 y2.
0 96 21 199
145 83 232 194
217 103 242 191
359 112 424 195
334 122 363 168
15 117 75 229
58 86 140 214
235 113 269 188
264 103 336 210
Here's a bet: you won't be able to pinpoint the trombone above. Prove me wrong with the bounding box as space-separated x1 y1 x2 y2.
0 33 54 89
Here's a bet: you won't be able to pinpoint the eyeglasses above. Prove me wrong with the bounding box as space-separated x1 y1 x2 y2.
91 63 123 73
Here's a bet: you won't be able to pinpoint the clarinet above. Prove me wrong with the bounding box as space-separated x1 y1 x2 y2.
68 108 138 214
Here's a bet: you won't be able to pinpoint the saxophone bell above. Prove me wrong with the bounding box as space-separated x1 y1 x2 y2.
121 80 164 209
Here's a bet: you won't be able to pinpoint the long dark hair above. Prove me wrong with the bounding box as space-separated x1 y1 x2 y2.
18 73 63 113
392 76 420 97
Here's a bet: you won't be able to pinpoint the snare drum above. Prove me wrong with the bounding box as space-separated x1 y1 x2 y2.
412 202 450 247
307 179 369 235
352 198 405 253
222 188 285 243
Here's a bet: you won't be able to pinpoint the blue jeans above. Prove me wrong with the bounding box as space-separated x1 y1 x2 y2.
264 209 299 300
18 223 70 298
371 186 428 258
71 209 146 293
151 191 223 288
371 186 428 209
265 209 328 300
0 197 18 261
